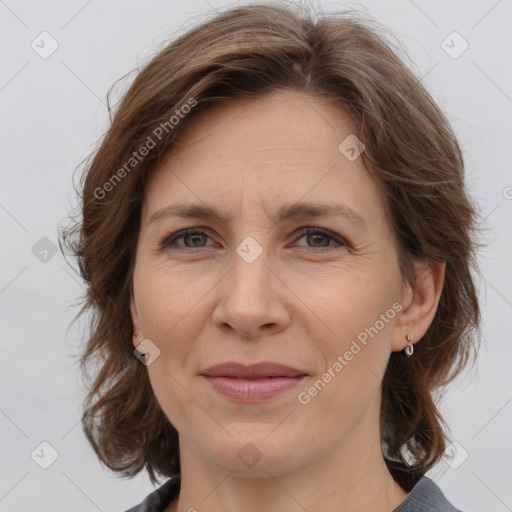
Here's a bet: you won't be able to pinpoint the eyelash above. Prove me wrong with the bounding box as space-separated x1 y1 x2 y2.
160 227 346 253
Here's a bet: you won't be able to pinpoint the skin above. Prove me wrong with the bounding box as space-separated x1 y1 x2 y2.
130 90 445 512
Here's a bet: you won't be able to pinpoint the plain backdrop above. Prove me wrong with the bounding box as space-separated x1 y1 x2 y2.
1 0 511 511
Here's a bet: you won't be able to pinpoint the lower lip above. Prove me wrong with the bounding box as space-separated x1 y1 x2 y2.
202 375 306 402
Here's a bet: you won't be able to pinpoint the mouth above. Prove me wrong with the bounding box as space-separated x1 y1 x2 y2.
200 362 307 402
201 361 307 378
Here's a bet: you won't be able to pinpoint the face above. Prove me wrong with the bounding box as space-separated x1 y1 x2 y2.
130 90 412 476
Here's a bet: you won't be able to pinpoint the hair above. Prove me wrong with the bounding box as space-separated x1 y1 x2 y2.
59 2 482 488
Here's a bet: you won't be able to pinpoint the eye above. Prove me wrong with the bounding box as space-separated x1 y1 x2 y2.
162 229 215 251
293 228 346 250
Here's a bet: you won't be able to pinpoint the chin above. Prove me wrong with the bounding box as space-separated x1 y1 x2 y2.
201 430 307 477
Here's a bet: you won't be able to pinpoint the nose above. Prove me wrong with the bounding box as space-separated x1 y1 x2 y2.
212 249 291 338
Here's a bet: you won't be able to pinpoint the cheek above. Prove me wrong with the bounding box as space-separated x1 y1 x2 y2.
299 303 395 428
294 267 399 406
293 268 397 341
135 267 207 428
134 261 210 340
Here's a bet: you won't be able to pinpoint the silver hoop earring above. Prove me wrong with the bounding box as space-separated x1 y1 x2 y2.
404 334 414 357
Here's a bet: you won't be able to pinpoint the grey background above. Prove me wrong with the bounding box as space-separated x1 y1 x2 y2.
1 0 511 510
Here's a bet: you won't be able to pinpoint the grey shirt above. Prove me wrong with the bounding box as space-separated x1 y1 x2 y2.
124 475 463 511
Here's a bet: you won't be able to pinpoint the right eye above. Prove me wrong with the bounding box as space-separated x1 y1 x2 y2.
162 229 216 251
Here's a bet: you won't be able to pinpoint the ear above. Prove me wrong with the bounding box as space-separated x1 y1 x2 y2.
130 291 142 349
391 259 446 352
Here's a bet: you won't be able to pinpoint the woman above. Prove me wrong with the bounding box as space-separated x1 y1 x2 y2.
60 3 481 511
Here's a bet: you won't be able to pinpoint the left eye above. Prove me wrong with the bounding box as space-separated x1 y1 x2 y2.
162 228 345 251
294 228 345 250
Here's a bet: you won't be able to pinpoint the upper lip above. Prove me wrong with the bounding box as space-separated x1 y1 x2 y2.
201 362 307 378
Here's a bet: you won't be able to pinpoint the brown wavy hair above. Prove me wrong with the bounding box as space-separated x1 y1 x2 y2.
59 2 482 487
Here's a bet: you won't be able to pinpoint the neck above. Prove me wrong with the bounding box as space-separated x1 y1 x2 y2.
169 428 408 512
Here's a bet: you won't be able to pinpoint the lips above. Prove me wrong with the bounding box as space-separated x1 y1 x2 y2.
200 361 307 379
200 362 307 402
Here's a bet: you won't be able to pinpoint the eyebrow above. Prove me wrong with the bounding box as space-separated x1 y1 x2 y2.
148 201 367 229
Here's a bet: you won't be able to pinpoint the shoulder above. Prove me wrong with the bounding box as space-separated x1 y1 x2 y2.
122 476 181 512
394 476 464 512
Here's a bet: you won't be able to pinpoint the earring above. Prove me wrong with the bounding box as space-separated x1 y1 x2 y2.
404 334 414 357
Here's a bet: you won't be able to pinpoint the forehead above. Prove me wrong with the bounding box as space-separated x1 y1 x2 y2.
167 90 358 160
142 90 391 232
